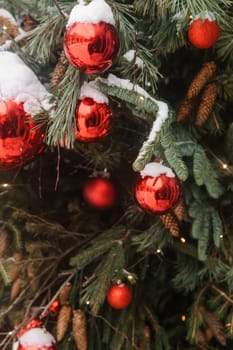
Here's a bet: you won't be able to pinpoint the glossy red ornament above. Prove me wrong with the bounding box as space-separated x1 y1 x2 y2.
0 100 45 169
188 18 220 48
64 21 120 73
107 283 132 309
83 177 118 210
135 174 181 214
75 97 112 142
48 300 60 315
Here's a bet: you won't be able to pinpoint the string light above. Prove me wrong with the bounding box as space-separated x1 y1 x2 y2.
180 237 186 244
139 96 144 101
156 249 161 253
222 163 228 170
220 234 223 239
86 300 90 305
127 274 134 281
181 315 186 322
3 25 7 30
1 183 10 188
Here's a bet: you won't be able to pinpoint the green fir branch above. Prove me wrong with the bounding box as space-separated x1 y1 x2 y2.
69 227 125 268
97 80 158 117
25 8 67 64
161 126 189 181
46 65 83 148
81 243 125 315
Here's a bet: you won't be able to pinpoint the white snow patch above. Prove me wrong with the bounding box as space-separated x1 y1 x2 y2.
140 162 175 178
192 11 216 22
0 9 18 25
123 50 144 67
79 81 109 103
67 0 115 26
0 51 52 115
14 327 56 348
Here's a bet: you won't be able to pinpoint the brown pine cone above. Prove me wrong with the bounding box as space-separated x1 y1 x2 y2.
57 304 72 342
73 309 88 350
176 96 196 122
58 283 72 305
21 14 38 32
173 198 185 222
0 16 20 45
195 83 218 126
160 213 179 237
51 51 68 89
199 306 226 346
10 278 22 300
187 62 216 99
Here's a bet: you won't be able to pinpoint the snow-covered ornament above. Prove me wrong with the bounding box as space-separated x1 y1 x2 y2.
135 162 181 214
75 82 112 142
0 51 51 169
63 0 120 73
188 12 220 49
12 320 57 350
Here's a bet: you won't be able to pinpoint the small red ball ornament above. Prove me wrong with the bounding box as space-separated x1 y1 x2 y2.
13 321 56 350
0 100 45 169
135 163 181 214
75 97 112 142
188 18 220 49
64 21 120 73
107 283 132 309
83 177 118 210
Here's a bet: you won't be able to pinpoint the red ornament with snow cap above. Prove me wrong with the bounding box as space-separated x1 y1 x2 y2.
0 52 51 170
188 12 220 49
64 0 120 73
75 82 112 142
12 319 57 350
135 162 181 214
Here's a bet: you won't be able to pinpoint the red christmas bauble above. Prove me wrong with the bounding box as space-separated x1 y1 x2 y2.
135 174 181 214
0 100 45 169
75 97 112 142
64 21 120 73
83 177 118 209
188 18 220 49
107 283 132 309
13 326 56 350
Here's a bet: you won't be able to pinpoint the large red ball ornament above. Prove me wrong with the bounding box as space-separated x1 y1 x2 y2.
83 177 118 210
0 100 45 169
135 173 181 214
64 21 120 74
13 324 56 350
107 283 132 309
188 18 220 49
75 97 112 142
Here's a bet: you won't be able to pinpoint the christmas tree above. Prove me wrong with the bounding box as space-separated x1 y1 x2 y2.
0 0 232 349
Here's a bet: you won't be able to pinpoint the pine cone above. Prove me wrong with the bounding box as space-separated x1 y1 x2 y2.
57 304 72 342
199 306 226 346
176 96 195 122
21 14 38 32
0 230 9 255
195 83 218 126
73 309 88 350
187 62 216 99
58 283 72 305
173 198 185 221
10 278 22 300
160 213 179 237
0 16 20 45
51 51 68 89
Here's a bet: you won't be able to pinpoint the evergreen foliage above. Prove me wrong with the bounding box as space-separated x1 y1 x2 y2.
0 0 232 349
